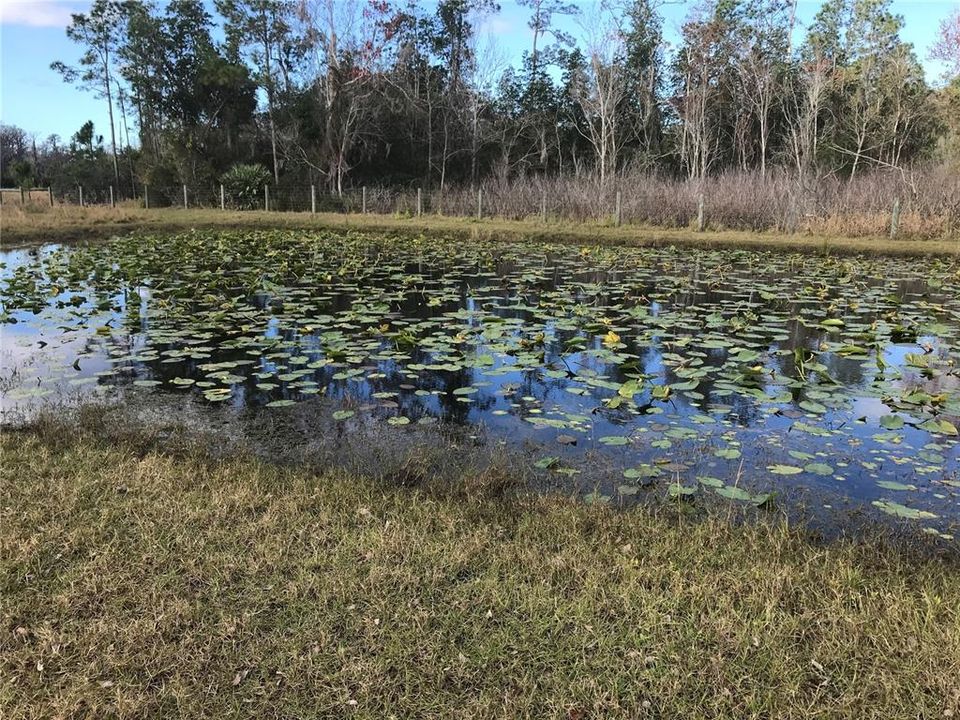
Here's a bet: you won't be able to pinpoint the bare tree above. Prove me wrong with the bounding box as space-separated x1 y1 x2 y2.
673 8 726 181
573 4 627 186
929 5 960 81
735 1 792 177
785 57 831 183
465 15 506 188
297 0 385 196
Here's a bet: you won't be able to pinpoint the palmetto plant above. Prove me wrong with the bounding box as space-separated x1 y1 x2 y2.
220 164 270 210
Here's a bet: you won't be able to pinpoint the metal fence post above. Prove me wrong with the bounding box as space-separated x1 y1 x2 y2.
311 184 316 214
477 189 482 220
110 185 115 208
183 184 188 209
362 186 367 214
79 185 84 207
615 190 622 227
220 184 225 211
890 198 901 239
264 185 269 212
417 187 422 217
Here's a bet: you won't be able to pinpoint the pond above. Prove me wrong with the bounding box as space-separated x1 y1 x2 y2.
1 231 958 537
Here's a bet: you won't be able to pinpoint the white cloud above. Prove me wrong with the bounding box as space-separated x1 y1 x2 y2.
0 0 82 28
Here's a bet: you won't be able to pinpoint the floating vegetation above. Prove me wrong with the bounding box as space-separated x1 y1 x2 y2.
1 231 958 531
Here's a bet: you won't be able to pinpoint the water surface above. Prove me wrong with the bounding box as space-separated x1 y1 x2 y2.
2 231 958 536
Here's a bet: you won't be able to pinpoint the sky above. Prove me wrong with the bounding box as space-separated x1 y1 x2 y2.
0 0 956 145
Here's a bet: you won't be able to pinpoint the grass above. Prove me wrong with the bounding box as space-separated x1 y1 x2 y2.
2 204 959 256
3 424 960 719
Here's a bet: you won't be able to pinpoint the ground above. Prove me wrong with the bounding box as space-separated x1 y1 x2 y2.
2 204 959 256
2 423 960 719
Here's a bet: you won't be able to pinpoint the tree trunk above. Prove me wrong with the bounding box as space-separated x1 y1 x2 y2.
262 11 280 185
103 46 120 190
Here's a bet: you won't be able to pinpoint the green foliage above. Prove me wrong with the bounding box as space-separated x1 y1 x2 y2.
10 160 34 188
33 0 956 193
220 163 270 209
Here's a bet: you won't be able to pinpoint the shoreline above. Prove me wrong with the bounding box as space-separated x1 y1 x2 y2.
3 205 959 256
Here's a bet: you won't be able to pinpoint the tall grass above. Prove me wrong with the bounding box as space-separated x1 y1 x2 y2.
5 165 957 241
413 166 959 238
104 166 958 239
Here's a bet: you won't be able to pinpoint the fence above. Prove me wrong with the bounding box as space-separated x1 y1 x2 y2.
3 168 958 239
0 187 55 206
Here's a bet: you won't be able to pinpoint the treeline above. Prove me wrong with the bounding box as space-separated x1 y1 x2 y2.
2 0 959 203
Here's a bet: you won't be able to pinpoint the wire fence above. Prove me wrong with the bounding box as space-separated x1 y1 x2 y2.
3 169 958 239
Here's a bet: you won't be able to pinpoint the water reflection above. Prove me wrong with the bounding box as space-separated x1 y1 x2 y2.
1 236 958 532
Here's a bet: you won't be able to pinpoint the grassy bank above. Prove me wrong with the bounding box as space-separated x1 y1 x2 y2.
2 204 959 256
3 427 959 718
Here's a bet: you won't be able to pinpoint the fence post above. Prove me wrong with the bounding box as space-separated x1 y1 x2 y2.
264 185 269 212
615 190 622 227
20 186 25 204
110 185 115 208
144 184 149 209
696 192 705 232
541 191 546 223
310 185 316 214
785 196 798 234
477 189 482 220
890 198 901 239
49 187 54 207
182 184 188 209
79 185 84 207
362 186 367 214
220 184 225 211
417 187 422 217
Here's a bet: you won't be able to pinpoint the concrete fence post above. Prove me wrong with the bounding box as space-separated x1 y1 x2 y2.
362 186 367 214
311 185 316 214
264 185 269 212
615 190 622 227
182 184 188 209
477 189 482 220
696 192 705 232
110 185 115 208
890 198 901 239
220 184 225 211
417 187 422 217
79 185 84 207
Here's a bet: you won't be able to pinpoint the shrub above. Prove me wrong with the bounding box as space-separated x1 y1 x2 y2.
221 164 270 210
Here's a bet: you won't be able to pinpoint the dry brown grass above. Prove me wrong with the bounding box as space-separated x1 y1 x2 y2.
2 203 958 257
5 166 958 246
2 426 960 719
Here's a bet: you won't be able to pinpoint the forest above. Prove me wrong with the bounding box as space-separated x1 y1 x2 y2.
1 0 959 219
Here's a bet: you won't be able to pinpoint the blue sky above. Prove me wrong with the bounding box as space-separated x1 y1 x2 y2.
0 0 955 144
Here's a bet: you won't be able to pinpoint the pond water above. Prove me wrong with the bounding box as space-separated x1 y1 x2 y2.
2 231 958 536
